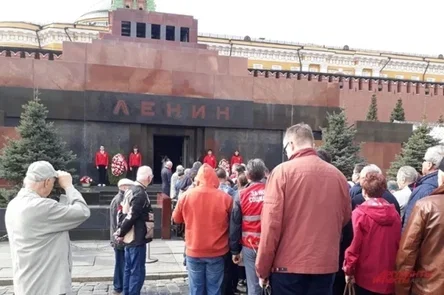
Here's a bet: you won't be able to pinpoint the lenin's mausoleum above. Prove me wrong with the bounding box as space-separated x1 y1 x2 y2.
0 0 441 178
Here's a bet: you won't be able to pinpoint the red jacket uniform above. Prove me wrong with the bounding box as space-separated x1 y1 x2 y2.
240 182 265 249
129 152 142 167
203 155 217 168
95 151 109 166
344 198 401 294
230 155 243 168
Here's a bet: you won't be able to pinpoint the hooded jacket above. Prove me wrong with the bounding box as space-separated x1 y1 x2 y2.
172 163 233 258
344 198 401 294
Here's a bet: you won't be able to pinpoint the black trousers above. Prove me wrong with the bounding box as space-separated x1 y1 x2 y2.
270 272 336 295
238 265 246 280
355 284 389 295
129 166 139 181
98 165 106 185
222 252 239 295
333 270 346 295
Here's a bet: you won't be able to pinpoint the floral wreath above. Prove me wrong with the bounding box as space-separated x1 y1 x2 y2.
80 176 93 184
111 153 128 176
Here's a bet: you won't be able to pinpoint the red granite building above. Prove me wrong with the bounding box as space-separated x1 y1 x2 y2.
0 8 418 179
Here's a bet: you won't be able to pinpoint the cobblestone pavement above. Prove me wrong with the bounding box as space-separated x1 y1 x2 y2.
0 278 190 295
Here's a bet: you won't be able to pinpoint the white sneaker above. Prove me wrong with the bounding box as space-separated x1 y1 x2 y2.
98 184 102 187
103 184 106 187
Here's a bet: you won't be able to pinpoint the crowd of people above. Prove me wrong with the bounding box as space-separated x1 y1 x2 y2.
165 124 444 295
5 122 444 295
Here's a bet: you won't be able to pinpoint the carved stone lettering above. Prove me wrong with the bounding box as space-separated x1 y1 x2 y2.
113 100 129 116
113 99 234 122
167 103 181 118
217 106 230 120
141 101 155 116
192 105 206 119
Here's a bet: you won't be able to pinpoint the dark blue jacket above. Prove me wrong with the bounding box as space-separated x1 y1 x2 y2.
402 170 438 230
349 183 362 199
351 186 401 215
161 167 172 196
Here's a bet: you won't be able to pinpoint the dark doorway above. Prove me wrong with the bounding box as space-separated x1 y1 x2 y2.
153 135 184 184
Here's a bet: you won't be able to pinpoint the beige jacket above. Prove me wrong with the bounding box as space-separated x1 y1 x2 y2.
5 187 90 295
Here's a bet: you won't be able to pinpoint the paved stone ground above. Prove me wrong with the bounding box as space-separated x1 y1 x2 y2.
0 279 190 295
0 240 186 282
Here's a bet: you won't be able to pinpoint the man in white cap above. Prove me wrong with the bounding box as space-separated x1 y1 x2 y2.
5 161 90 295
110 178 133 295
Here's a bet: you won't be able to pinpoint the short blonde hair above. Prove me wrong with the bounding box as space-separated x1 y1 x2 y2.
285 123 314 146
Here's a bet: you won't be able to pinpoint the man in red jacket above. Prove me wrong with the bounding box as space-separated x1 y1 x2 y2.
95 145 109 186
230 159 267 295
203 149 217 169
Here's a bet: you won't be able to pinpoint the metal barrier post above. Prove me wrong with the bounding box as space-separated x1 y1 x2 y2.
146 243 158 264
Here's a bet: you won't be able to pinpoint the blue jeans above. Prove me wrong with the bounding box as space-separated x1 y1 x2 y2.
123 245 146 295
113 248 125 292
270 272 336 295
187 255 225 295
242 247 261 295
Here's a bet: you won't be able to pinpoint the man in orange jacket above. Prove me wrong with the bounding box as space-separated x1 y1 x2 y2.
173 164 233 295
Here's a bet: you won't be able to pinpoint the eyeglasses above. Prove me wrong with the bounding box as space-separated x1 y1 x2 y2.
282 142 293 157
283 142 289 153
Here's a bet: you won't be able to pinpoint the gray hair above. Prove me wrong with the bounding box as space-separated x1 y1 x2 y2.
192 161 202 169
424 145 444 166
246 159 267 182
284 123 314 146
165 161 173 168
387 180 399 192
397 166 418 183
184 168 191 176
136 166 153 182
361 164 382 176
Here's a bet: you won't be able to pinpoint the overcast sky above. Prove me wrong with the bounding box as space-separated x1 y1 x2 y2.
1 0 443 57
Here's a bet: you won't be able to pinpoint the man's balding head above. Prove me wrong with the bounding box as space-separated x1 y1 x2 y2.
283 123 314 158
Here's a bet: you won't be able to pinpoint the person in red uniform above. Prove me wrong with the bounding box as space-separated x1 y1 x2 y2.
343 172 401 295
95 145 109 186
128 145 142 181
203 149 217 168
230 158 267 295
230 150 243 169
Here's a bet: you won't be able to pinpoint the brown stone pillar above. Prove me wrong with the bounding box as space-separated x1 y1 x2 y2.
157 193 172 239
